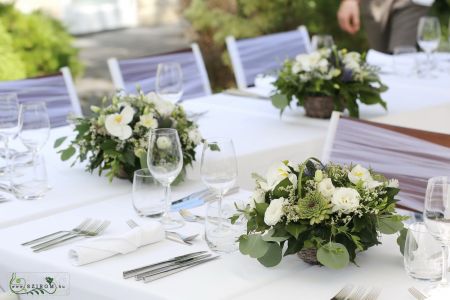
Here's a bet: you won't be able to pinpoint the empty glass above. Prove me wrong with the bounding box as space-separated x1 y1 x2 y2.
205 198 246 253
393 46 418 76
132 169 164 217
156 62 183 104
417 17 441 76
404 222 442 282
18 102 50 162
424 176 450 293
311 35 335 51
147 128 184 229
11 154 47 200
0 94 20 170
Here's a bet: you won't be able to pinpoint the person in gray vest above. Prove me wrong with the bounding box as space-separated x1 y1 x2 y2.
337 0 434 53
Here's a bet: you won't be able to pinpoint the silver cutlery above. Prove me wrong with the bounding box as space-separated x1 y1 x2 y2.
178 209 205 223
223 89 270 100
142 255 219 283
32 220 110 252
362 287 381 300
172 186 240 206
331 284 354 300
22 218 92 246
349 286 367 300
126 219 198 246
123 251 208 279
408 287 427 300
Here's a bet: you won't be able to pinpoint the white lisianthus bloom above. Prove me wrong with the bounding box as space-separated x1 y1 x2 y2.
292 62 302 74
105 105 134 140
348 164 372 185
139 113 158 129
156 136 172 150
318 58 329 73
387 179 399 188
249 189 266 209
147 92 175 116
318 178 335 199
266 162 297 190
287 161 300 172
331 187 360 213
366 180 382 189
264 197 286 226
188 128 202 145
296 52 322 72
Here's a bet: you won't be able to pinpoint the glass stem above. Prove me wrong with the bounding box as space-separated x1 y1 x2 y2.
426 51 432 70
441 245 449 285
4 137 11 183
217 191 224 230
163 183 171 219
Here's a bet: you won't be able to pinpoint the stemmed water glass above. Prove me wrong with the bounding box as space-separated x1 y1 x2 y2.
417 17 441 76
18 102 50 163
200 138 238 228
311 35 335 51
424 176 450 295
147 128 184 229
0 93 20 163
155 62 183 104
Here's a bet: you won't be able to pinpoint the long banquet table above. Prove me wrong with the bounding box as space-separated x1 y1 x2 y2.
1 72 450 299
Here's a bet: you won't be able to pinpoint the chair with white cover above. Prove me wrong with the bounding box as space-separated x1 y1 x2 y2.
225 26 311 90
322 112 450 212
0 67 81 128
107 43 212 100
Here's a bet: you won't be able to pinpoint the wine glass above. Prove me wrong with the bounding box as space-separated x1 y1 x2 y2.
155 62 183 104
0 94 20 177
417 17 441 75
200 138 238 232
424 176 450 294
311 35 335 51
147 128 184 229
18 102 50 163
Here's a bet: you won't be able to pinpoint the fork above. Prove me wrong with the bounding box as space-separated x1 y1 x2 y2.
22 218 92 246
349 286 367 300
331 284 354 300
33 220 110 252
408 287 427 300
362 287 381 300
126 219 198 246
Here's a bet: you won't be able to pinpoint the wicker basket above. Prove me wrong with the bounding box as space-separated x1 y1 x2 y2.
297 248 321 265
303 96 334 119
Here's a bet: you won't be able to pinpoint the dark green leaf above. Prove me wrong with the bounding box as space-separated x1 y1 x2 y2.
60 146 76 161
255 202 269 216
262 228 289 242
286 223 307 239
397 227 408 256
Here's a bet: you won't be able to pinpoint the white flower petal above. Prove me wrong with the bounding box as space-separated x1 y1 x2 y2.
264 198 285 226
120 105 134 124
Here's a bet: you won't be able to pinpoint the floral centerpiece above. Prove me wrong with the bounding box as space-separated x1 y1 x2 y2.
233 158 407 269
271 47 388 118
54 90 202 182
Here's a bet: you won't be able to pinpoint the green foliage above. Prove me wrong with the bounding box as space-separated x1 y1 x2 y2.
317 242 350 269
0 3 82 79
0 21 25 80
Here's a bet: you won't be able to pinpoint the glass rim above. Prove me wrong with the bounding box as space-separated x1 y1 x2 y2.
150 128 178 134
157 62 182 68
19 101 47 108
133 168 153 178
202 137 234 144
427 176 450 184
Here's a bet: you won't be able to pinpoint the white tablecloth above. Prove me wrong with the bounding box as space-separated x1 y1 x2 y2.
0 190 422 300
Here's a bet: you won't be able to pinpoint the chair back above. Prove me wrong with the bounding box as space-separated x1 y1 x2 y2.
108 43 211 100
322 112 450 212
226 26 311 90
0 67 81 128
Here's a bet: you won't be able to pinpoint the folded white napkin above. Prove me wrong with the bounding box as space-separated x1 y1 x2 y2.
0 292 19 300
68 222 165 266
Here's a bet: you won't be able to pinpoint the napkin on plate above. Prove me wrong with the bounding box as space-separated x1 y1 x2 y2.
68 222 165 266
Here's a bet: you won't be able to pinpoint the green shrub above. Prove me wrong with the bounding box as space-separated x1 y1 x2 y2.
0 3 83 79
184 0 450 90
0 21 26 80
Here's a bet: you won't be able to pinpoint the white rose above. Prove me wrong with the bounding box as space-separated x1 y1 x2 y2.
156 136 172 150
266 162 297 190
348 164 372 185
105 105 134 140
139 113 158 129
264 197 286 226
387 179 399 188
318 178 335 199
147 92 175 116
331 187 360 213
188 128 202 145
249 189 266 209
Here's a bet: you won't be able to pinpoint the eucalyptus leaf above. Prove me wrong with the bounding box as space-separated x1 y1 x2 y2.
397 227 408 256
378 216 404 234
262 228 289 242
239 234 270 258
286 223 307 239
61 146 76 161
53 136 67 148
271 94 289 110
255 202 269 216
257 242 282 267
317 242 350 269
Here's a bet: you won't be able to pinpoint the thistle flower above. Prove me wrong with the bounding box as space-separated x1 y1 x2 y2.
297 191 332 225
